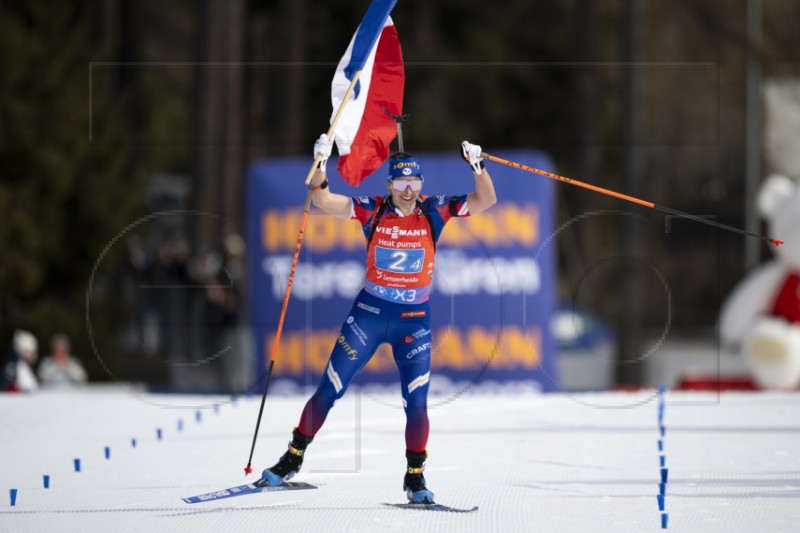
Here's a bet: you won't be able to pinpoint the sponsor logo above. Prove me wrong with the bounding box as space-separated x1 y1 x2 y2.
392 161 419 170
337 335 358 360
406 342 432 359
356 302 380 314
357 196 370 204
199 491 229 501
402 167 412 176
404 335 414 344
381 274 419 284
373 286 387 296
378 238 422 248
401 310 427 318
348 321 369 346
346 316 354 324
375 226 429 239
435 195 446 206
411 328 430 339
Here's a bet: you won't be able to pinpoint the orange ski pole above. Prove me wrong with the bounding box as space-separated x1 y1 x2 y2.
481 152 783 247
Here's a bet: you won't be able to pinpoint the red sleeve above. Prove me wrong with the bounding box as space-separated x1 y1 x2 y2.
351 195 381 225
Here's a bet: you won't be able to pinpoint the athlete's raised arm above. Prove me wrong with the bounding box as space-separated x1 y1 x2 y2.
461 141 497 215
309 134 353 219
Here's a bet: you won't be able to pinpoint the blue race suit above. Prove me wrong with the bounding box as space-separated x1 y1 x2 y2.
297 194 469 452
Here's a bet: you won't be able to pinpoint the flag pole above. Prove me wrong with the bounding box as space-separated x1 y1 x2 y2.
303 71 364 186
243 71 363 477
382 106 410 152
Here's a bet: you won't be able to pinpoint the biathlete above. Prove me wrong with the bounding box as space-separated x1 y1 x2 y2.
257 134 497 503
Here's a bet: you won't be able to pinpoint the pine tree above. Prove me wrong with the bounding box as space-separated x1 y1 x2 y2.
0 1 142 379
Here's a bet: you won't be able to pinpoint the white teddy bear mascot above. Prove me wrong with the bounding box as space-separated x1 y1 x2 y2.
720 174 800 390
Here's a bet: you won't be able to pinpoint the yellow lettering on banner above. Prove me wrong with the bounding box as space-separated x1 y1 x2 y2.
503 327 541 368
438 219 464 246
465 214 499 243
502 203 538 246
262 208 366 253
365 344 394 373
310 333 333 373
262 210 300 252
262 202 540 253
434 325 541 371
438 203 540 247
265 331 303 375
265 325 543 379
431 326 466 370
342 220 366 250
306 216 339 254
466 327 501 367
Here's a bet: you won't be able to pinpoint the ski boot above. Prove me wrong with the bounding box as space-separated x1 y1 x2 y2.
255 427 313 487
403 449 435 504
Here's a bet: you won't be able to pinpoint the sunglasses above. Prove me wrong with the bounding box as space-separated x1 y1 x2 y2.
391 180 423 192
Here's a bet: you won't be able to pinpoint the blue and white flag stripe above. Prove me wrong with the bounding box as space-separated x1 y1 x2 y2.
342 0 398 98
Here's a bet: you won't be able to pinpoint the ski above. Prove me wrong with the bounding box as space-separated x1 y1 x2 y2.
382 502 479 513
182 481 317 504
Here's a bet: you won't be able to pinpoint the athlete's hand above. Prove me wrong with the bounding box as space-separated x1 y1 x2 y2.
314 133 333 173
461 141 484 175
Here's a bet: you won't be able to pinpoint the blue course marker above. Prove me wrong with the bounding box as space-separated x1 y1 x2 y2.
9 488 17 506
74 458 81 472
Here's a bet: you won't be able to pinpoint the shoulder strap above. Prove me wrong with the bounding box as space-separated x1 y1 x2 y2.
448 196 460 218
416 198 437 252
366 197 389 248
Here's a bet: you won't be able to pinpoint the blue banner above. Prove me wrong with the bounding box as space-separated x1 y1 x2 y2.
245 151 559 393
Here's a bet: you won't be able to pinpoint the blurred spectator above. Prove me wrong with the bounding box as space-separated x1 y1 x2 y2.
1 330 40 392
120 236 149 353
117 232 246 391
184 236 244 390
38 334 88 388
14 331 39 392
1 342 18 392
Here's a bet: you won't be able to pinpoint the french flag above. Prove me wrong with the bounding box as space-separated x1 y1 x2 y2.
330 0 404 187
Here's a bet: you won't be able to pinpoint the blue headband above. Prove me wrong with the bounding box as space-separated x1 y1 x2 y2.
389 157 423 180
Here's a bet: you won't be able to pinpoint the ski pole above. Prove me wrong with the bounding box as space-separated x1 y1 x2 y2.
243 70 364 477
481 152 783 247
244 0 400 476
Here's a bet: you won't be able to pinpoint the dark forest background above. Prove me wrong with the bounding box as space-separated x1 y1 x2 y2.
1 0 798 386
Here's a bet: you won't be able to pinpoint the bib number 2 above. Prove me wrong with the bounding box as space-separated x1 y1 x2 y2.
375 247 425 274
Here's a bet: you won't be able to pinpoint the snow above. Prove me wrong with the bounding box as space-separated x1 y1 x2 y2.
2 386 800 532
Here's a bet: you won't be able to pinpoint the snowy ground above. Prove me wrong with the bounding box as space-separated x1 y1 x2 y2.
2 386 800 532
